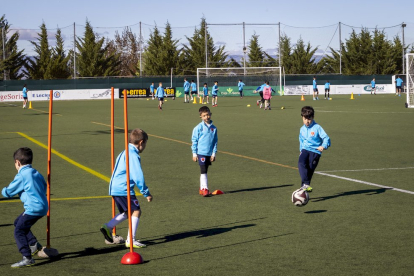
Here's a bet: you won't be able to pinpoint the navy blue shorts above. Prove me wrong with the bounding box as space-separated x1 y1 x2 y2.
23 97 28 100
313 88 318 92
113 195 140 213
325 89 330 92
191 91 197 95
158 97 164 101
198 155 212 166
184 91 189 95
204 93 208 97
396 86 401 89
212 95 217 98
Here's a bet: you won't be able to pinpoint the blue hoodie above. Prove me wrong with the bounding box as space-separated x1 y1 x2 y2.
109 144 150 197
156 86 166 98
191 120 218 156
2 165 48 216
299 121 330 155
191 82 197 92
184 81 190 92
238 82 245 91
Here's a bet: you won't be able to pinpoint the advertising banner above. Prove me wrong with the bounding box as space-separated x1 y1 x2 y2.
120 88 176 98
0 89 119 102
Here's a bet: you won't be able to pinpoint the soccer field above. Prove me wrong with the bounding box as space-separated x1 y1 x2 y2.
0 94 413 275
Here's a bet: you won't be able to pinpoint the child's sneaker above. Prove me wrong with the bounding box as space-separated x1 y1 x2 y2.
259 103 262 108
201 188 210 197
100 224 114 243
301 184 313 193
30 242 42 256
11 256 35 268
199 189 203 195
125 240 147 248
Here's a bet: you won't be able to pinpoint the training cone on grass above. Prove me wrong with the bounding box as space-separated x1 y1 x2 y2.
28 101 32 109
212 190 224 195
199 97 203 104
300 95 305 101
350 93 355 100
193 97 197 104
121 252 143 265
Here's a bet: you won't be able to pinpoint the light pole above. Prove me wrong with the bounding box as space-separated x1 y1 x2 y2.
1 22 6 80
402 22 406 75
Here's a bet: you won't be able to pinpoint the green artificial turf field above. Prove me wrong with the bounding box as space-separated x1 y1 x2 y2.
0 94 413 275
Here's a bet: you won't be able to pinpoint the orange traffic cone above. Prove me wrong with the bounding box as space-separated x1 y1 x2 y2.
300 94 305 101
350 93 354 100
212 190 224 195
28 101 33 109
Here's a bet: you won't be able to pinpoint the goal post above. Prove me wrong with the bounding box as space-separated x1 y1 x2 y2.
196 67 284 97
406 53 414 108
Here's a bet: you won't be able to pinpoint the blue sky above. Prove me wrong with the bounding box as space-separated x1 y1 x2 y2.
3 0 414 56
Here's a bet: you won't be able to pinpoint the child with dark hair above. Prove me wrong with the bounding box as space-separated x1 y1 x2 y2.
324 81 330 100
2 147 48 268
298 106 331 192
191 106 218 197
101 129 153 248
203 83 209 104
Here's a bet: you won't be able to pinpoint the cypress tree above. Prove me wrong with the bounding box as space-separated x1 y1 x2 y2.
24 22 51 79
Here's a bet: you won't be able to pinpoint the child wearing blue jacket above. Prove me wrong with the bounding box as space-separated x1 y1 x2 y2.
298 106 330 192
101 129 153 248
156 82 166 110
192 106 218 197
2 147 48 268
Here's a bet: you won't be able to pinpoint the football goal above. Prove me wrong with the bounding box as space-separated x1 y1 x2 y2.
406 53 414 108
197 67 284 97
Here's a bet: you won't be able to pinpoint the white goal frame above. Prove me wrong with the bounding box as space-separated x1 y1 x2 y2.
406 54 414 108
196 67 284 95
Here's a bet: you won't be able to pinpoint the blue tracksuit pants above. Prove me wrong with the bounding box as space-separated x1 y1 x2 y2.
298 149 321 186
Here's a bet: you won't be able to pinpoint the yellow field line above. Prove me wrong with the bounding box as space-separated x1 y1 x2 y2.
14 132 110 182
91 122 298 170
0 195 111 204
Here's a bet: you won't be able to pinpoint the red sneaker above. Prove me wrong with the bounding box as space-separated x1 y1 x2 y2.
202 189 210 197
199 189 203 195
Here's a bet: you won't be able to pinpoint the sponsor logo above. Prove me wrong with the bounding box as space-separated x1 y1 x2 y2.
133 200 139 206
54 91 61 98
201 157 206 162
91 89 111 98
364 85 385 92
311 131 315 136
0 93 23 101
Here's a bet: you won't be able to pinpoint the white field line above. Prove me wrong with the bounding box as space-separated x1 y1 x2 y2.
319 167 414 173
315 172 414 195
317 110 410 114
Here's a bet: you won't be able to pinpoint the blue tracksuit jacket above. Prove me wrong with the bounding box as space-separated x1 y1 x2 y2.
191 120 218 156
156 86 166 98
184 81 190 92
2 165 48 216
109 144 150 197
299 121 330 155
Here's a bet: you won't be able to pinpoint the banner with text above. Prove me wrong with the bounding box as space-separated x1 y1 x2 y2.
120 88 176 98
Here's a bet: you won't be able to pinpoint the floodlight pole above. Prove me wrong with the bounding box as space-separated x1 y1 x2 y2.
402 22 406 75
278 22 281 68
1 24 6 80
170 68 173 88
73 22 76 79
339 22 342 75
243 22 246 76
139 22 142 76
205 22 208 69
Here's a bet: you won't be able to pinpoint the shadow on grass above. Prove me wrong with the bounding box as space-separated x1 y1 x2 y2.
311 188 389 202
149 232 294 262
0 224 13 227
145 223 256 246
226 184 293 194
304 210 327 214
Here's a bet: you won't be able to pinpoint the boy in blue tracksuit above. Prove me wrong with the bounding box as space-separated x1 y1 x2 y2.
150 82 155 99
371 78 376 95
298 106 330 192
101 129 153 248
255 82 266 108
203 83 209 104
2 147 48 268
211 81 219 107
192 106 218 197
183 78 190 103
395 75 403 97
190 80 197 100
155 82 166 110
324 81 330 100
313 76 319 100
238 79 245 98
22 84 28 108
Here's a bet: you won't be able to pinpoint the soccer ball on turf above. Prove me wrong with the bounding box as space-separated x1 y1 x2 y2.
291 189 309 207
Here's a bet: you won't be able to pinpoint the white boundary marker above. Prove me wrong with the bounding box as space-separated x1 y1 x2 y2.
315 172 414 195
319 167 414 173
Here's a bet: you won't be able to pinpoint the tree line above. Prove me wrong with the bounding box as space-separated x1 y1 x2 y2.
0 15 413 80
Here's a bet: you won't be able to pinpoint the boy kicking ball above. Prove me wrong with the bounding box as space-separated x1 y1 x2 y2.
298 106 330 192
192 106 218 196
101 129 153 248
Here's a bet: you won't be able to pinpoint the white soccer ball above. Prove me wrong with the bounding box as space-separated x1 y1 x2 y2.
291 189 309 207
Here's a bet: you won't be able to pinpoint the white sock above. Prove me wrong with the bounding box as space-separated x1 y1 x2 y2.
107 213 127 229
200 174 208 190
127 216 139 241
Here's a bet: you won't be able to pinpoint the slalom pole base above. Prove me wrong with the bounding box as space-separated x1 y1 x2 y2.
121 252 143 265
38 247 59 258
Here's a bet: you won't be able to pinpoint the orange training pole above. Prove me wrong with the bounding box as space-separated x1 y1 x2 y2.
123 90 134 253
111 87 116 236
47 90 53 248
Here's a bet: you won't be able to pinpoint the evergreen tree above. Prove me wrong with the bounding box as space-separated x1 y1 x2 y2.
47 28 71 79
141 25 163 75
76 21 120 77
24 22 52 79
182 18 228 74
279 34 293 73
0 15 26 79
158 22 181 75
247 33 265 67
290 37 318 74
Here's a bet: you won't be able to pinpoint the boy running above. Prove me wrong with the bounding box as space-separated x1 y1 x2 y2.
212 81 219 107
183 78 190 103
155 82 166 110
203 83 209 104
238 79 245 99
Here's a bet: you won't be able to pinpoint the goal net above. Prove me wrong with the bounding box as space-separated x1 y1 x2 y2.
407 54 414 108
197 67 283 97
